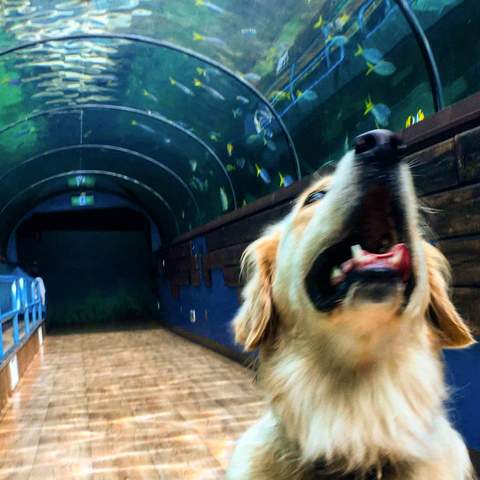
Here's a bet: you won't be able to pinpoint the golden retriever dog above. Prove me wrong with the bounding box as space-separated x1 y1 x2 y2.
227 130 476 480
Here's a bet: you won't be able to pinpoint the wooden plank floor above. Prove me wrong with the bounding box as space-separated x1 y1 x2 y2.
0 326 264 479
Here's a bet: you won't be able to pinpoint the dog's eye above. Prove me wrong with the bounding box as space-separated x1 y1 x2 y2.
304 190 326 206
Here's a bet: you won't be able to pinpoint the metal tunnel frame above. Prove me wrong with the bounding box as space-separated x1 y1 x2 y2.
0 169 181 237
0 104 236 208
0 33 302 182
0 144 201 216
392 0 444 111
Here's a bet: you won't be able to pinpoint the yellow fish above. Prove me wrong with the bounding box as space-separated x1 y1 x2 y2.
364 95 374 116
354 44 363 57
366 62 375 76
193 78 203 87
405 115 415 128
255 164 271 184
270 90 291 101
196 67 206 76
405 109 425 128
227 143 233 157
143 89 158 102
313 15 323 29
195 0 226 14
131 120 138 126
226 164 236 172
337 12 350 28
193 32 204 41
279 172 285 187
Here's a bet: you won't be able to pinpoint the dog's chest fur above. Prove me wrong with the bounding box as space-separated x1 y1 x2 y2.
265 342 444 469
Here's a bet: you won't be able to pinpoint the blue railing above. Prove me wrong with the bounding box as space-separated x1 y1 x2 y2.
0 274 45 363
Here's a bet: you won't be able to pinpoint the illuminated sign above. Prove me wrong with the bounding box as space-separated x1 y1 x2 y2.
71 193 94 207
67 175 96 188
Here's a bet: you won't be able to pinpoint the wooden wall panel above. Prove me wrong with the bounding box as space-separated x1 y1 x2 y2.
407 139 459 195
424 183 480 238
439 238 480 287
453 288 480 335
17 329 40 378
0 325 43 416
205 202 291 252
0 362 11 414
205 243 249 269
456 125 480 182
223 265 242 287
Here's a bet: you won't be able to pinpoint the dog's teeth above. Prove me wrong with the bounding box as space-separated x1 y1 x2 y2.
351 244 363 259
331 267 342 281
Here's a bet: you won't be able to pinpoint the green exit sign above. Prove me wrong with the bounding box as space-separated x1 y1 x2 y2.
67 175 96 188
71 193 94 207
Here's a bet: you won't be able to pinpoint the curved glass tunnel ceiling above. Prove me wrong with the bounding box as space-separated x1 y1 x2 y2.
0 0 475 246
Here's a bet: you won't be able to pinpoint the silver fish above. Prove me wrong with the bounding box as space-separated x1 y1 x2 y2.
170 77 195 97
220 187 229 211
195 0 226 14
243 72 261 84
236 95 250 104
371 103 391 127
276 48 289 75
367 60 396 76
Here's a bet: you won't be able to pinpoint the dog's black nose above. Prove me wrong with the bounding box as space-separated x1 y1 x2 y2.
354 129 405 163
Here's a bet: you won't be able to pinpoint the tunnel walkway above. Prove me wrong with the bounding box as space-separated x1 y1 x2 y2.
0 327 263 480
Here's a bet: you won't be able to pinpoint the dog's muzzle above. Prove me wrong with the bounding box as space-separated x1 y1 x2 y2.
306 129 415 311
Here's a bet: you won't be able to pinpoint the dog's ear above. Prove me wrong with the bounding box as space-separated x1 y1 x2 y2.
233 229 279 351
424 242 475 348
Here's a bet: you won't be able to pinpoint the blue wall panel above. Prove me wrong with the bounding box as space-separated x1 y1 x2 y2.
158 236 242 352
445 343 480 450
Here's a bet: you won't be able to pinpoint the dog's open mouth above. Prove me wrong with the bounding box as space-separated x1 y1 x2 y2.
306 185 415 311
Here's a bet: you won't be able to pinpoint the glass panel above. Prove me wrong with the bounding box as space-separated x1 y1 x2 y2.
0 112 81 169
82 107 235 217
267 0 435 173
0 37 300 226
414 0 480 106
0 148 199 231
0 0 443 237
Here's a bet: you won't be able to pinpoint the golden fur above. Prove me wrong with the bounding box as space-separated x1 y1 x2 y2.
227 152 476 479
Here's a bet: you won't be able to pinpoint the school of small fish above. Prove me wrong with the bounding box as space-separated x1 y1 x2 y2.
405 109 425 128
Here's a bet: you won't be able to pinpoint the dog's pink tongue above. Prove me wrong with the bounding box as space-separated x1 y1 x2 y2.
343 243 411 281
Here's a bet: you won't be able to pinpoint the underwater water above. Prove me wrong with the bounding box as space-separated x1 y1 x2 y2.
0 0 478 238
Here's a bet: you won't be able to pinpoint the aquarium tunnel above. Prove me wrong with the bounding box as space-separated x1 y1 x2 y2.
0 0 479 477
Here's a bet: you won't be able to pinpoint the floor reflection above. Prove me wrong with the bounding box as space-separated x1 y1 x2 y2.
0 326 264 479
